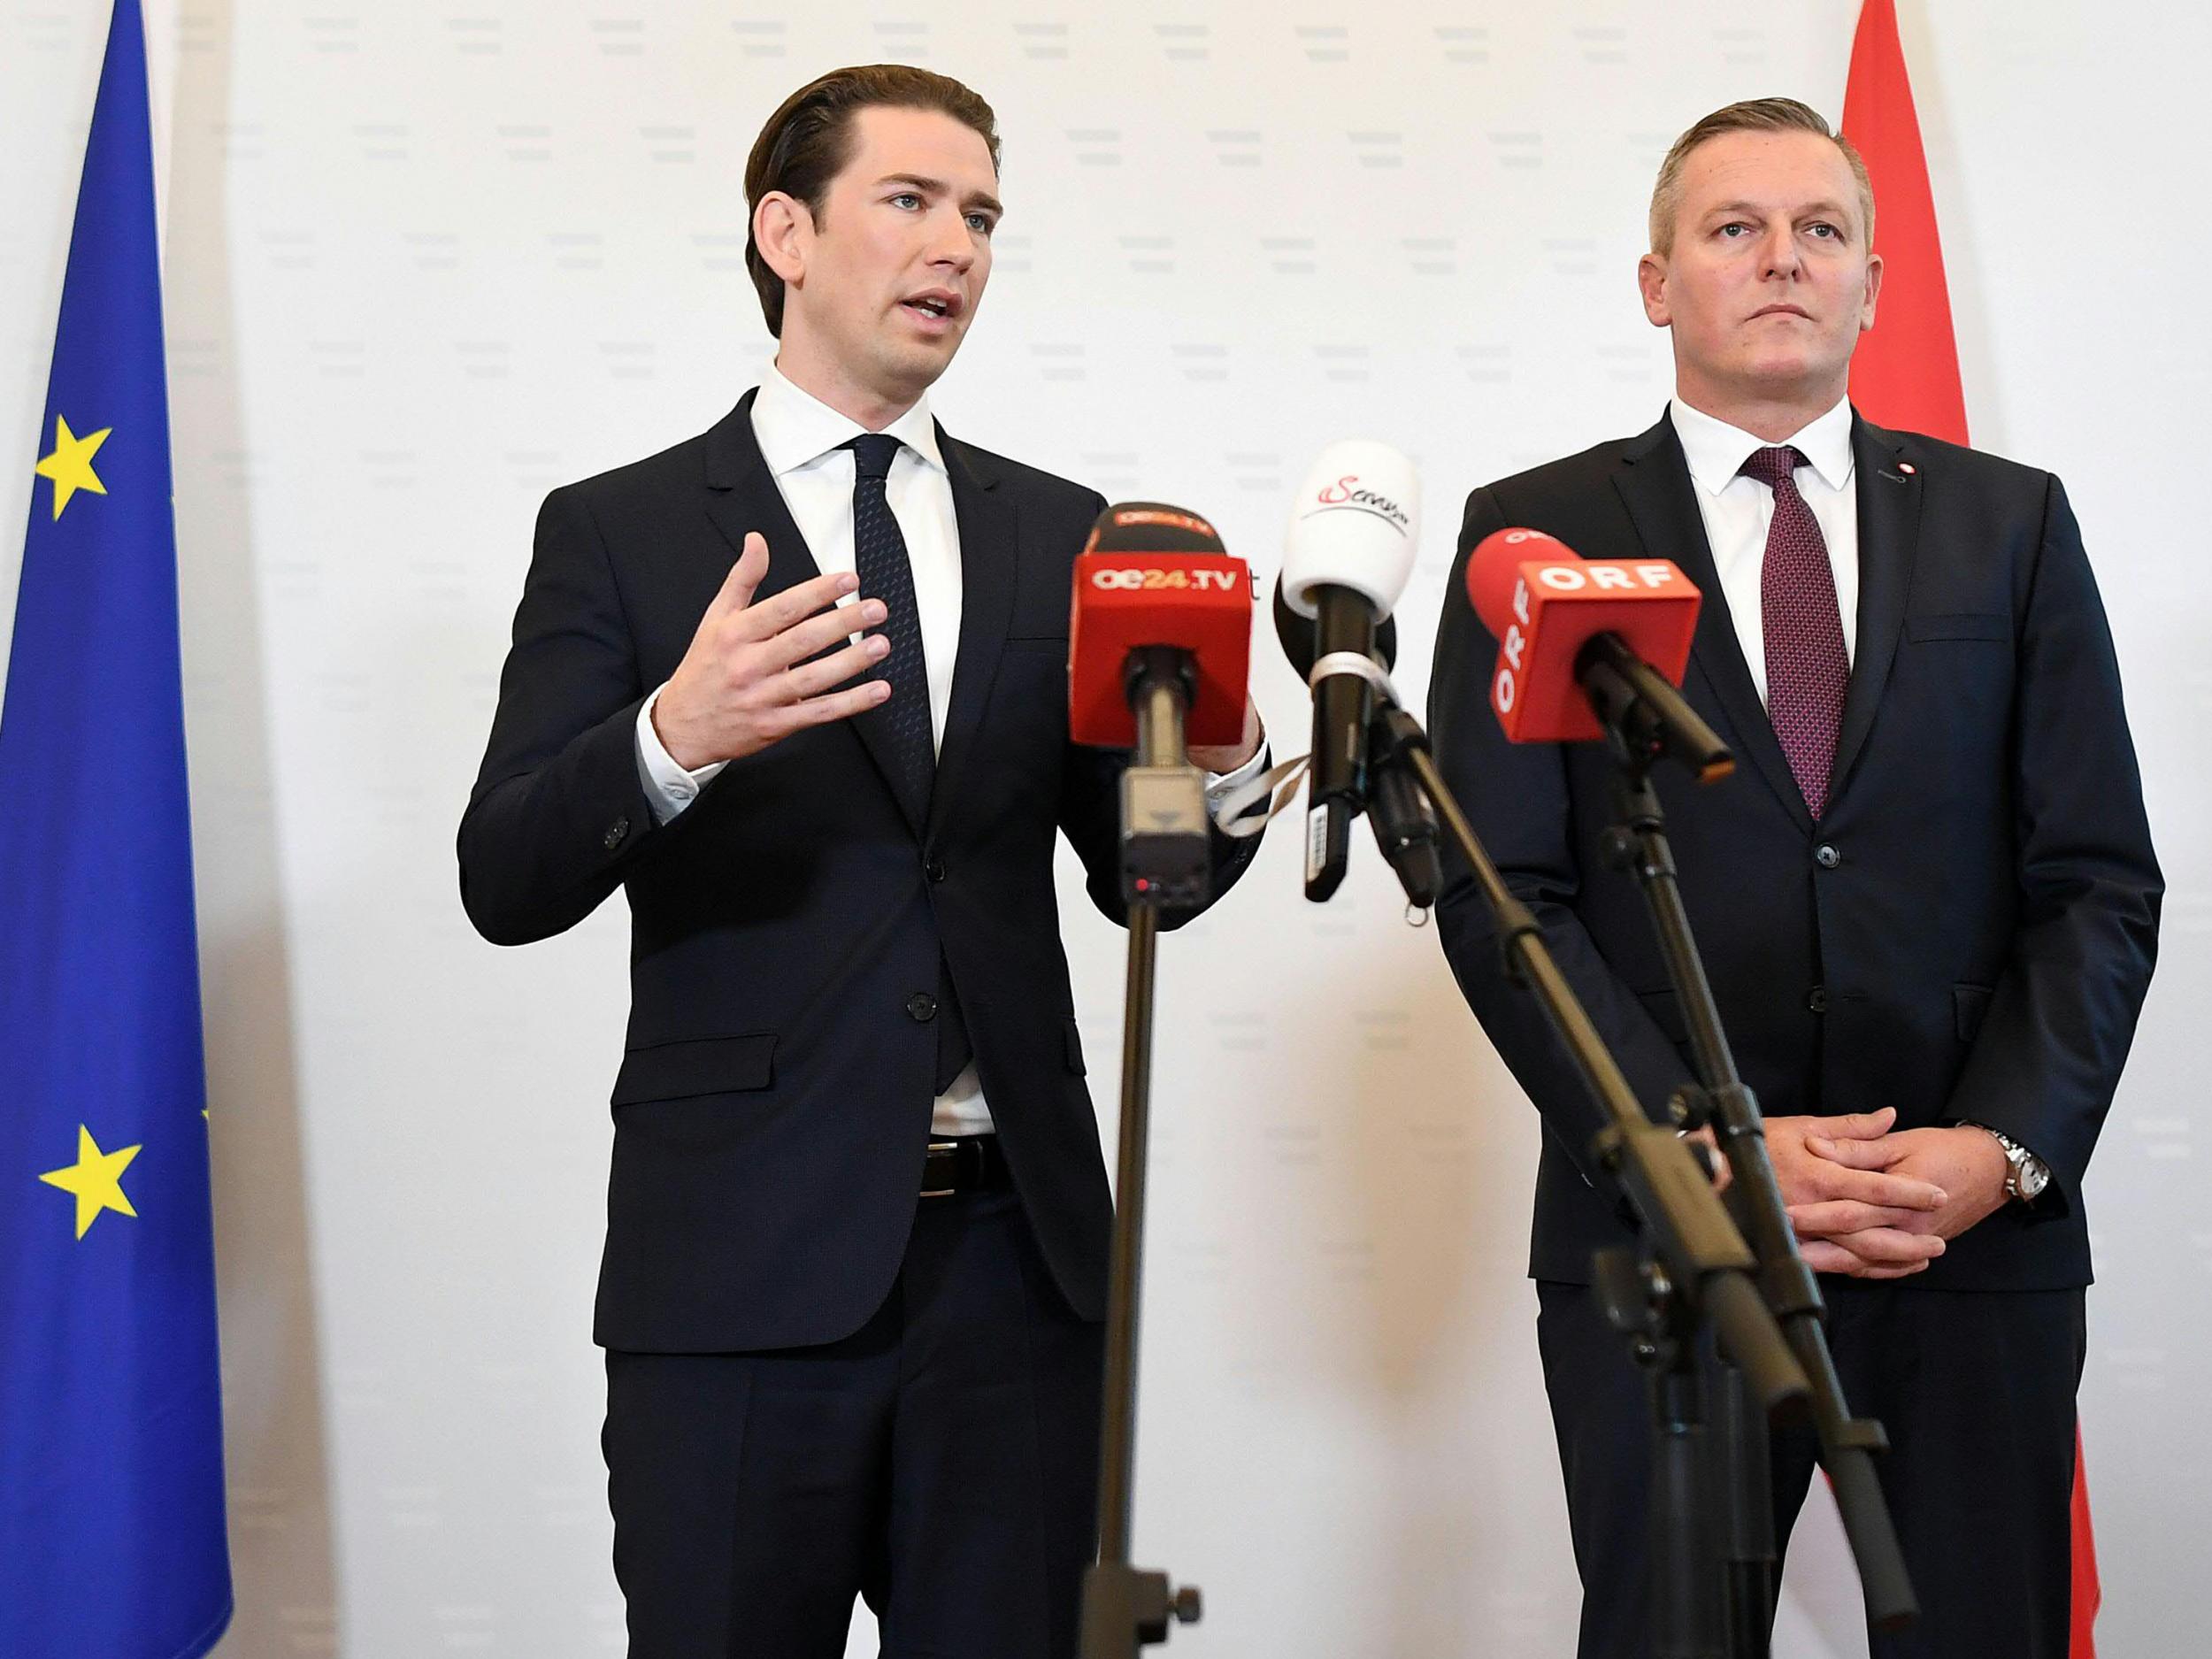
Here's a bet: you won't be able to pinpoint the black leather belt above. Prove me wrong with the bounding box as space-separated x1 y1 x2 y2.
920 1135 1007 1198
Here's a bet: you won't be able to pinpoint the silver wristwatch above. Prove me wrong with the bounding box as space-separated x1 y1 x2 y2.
1971 1123 2050 1205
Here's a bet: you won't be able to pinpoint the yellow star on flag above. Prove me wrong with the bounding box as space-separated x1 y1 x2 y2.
33 414 112 520
38 1125 142 1240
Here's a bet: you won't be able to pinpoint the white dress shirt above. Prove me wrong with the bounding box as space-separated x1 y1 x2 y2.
1669 394 1859 703
633 363 1264 1137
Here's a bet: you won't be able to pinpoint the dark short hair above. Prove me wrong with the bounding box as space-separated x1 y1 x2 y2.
743 65 1001 337
1649 97 1874 256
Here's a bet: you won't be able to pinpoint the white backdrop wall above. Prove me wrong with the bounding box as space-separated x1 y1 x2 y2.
4 4 2207 1655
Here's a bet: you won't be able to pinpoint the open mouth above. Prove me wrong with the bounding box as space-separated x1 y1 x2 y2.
901 293 960 323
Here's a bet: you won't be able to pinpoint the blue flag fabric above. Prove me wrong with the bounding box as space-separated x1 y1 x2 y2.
0 4 234 1655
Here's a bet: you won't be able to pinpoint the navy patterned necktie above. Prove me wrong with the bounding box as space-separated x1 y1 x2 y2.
842 433 971 1094
845 434 934 826
1742 444 1848 818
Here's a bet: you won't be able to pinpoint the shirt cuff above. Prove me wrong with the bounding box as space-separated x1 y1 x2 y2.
1203 740 1271 810
634 683 728 825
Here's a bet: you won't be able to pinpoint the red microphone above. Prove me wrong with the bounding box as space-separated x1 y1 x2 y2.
1464 526 1730 778
1069 503 1252 749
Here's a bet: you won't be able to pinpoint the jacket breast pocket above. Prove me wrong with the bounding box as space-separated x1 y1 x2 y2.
1952 984 1996 1045
1635 988 1689 1048
611 1033 777 1105
1906 612 2010 643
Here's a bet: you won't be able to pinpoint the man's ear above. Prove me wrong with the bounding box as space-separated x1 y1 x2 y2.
1858 251 1885 334
754 191 810 288
1637 251 1671 327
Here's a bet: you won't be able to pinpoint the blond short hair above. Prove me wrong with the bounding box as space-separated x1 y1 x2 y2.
1647 98 1875 257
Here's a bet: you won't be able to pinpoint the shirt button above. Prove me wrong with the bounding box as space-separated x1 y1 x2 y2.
1815 843 1841 869
1807 985 1829 1014
925 857 947 884
906 993 939 1024
603 815 631 849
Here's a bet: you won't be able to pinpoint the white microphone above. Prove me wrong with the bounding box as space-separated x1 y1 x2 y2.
1276 441 1422 901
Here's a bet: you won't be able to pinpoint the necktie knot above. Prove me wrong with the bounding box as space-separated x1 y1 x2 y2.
845 433 902 484
1740 445 1808 491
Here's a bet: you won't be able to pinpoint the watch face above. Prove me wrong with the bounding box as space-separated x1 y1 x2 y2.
2016 1158 2050 1201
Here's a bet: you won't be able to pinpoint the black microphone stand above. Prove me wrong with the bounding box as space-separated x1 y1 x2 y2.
1362 700 1812 1659
1082 648 1208 1659
1578 656 1918 1648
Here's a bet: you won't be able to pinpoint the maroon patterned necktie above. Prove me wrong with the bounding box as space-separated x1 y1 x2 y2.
1742 445 1847 817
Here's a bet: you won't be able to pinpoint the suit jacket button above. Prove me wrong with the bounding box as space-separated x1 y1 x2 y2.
603 815 630 849
906 993 939 1023
1807 985 1829 1014
925 857 947 884
1814 842 1841 869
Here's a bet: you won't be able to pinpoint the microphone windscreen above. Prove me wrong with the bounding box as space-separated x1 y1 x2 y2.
1069 502 1252 749
1280 441 1421 619
1465 526 1576 637
1461 526 1702 744
1085 501 1225 556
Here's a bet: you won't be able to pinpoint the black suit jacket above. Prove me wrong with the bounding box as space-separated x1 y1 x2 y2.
459 391 1258 1351
1428 410 2160 1291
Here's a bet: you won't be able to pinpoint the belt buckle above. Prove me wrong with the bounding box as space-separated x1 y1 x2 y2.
920 1139 959 1199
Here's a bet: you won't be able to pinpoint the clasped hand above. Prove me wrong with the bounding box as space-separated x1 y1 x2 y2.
1762 1109 2010 1279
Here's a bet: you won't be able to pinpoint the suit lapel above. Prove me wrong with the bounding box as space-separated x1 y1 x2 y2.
1829 416 1921 803
926 429 1016 842
1609 414 1810 831
700 388 918 832
701 388 822 602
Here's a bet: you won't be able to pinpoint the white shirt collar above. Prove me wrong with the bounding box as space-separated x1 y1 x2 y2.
1669 393 1855 497
751 359 947 478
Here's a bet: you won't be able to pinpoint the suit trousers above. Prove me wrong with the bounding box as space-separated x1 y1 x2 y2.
603 1187 1104 1659
1536 1276 2087 1659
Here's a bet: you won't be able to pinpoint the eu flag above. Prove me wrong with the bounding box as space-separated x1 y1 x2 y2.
0 4 234 1654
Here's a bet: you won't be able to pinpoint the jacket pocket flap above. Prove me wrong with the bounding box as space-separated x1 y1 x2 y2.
1952 984 1996 1044
1907 612 2009 642
1635 987 1689 1046
612 1033 777 1104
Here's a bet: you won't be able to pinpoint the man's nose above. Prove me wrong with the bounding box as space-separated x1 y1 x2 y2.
1760 224 1802 278
927 208 976 272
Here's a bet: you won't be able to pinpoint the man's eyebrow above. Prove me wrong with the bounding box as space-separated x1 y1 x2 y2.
1704 197 1855 224
878 173 1004 219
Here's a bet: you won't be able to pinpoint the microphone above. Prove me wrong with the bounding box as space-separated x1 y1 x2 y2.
1070 503 1252 750
1271 584 1440 910
1277 442 1421 902
1070 502 1254 906
1463 527 1731 780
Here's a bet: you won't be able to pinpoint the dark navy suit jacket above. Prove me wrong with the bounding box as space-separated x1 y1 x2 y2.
459 390 1258 1351
1428 410 2160 1290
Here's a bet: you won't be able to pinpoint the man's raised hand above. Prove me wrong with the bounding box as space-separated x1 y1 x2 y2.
652 533 893 771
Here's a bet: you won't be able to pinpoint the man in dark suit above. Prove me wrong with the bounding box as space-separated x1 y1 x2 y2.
457 65 1263 1659
1429 98 2159 1657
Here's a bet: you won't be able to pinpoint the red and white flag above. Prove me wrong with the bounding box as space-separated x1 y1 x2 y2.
1842 4 2101 1652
